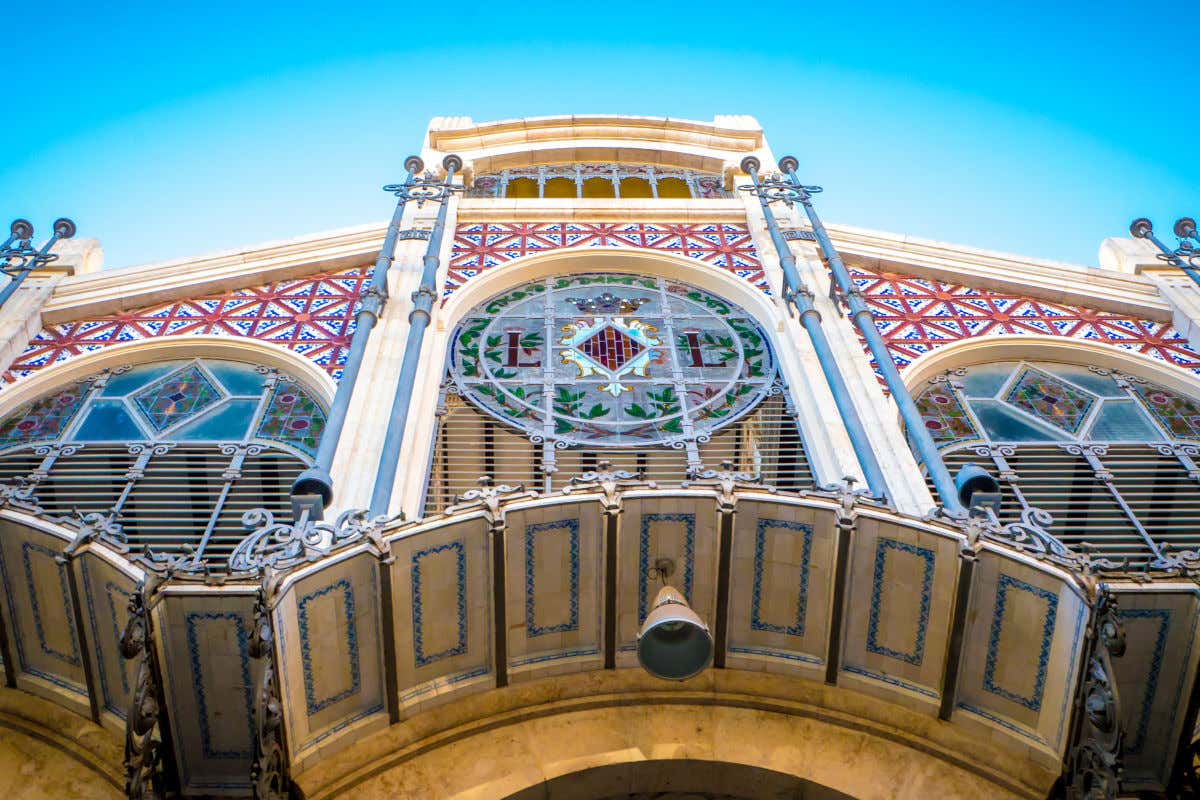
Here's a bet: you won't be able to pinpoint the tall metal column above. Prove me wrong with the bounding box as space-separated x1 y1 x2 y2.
291 157 424 516
776 157 966 516
739 157 889 500
369 155 464 517
0 218 77 310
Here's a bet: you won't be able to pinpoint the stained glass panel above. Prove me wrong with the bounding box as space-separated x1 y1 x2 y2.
915 385 979 448
1003 367 1097 434
0 384 88 446
1132 383 1200 440
451 274 776 447
254 381 326 456
133 364 223 432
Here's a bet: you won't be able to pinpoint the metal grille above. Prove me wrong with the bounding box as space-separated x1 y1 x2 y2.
424 393 813 514
0 443 303 566
937 444 1200 567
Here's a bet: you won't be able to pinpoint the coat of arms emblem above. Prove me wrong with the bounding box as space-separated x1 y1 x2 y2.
559 292 662 397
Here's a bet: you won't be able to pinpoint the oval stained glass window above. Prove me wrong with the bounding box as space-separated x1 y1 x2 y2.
451 274 776 447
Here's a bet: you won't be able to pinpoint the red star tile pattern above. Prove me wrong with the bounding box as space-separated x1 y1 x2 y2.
4 267 370 384
853 266 1200 375
447 222 769 297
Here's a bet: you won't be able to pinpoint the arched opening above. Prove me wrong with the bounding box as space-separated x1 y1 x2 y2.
502 760 857 800
912 353 1200 566
543 176 576 198
507 177 540 198
424 272 812 512
582 177 617 198
619 176 654 198
656 176 692 198
0 357 326 566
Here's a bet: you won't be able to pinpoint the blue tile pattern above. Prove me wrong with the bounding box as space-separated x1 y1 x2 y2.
524 519 579 637
866 538 934 665
20 541 81 666
751 518 812 636
411 541 468 667
843 664 940 700
1120 608 1170 755
184 611 254 760
638 513 695 623
79 558 132 717
983 574 1058 711
0 539 85 695
728 645 823 665
297 579 361 715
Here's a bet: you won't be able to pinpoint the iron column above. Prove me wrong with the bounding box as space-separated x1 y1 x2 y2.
740 157 890 501
369 155 464 517
776 157 965 516
292 156 425 516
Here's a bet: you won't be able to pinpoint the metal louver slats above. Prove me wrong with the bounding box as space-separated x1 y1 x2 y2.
425 394 813 514
937 444 1200 567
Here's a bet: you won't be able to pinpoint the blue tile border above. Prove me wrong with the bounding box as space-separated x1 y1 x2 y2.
638 513 695 623
843 664 940 700
958 702 1048 745
866 538 934 666
1120 608 1171 755
297 579 361 715
1056 601 1087 749
511 647 601 668
411 541 468 667
728 645 823 665
20 541 81 666
184 611 255 760
524 519 579 637
983 574 1058 711
78 557 133 718
0 538 85 695
751 518 812 636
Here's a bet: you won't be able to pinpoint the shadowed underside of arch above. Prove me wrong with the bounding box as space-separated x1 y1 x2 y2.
502 760 858 800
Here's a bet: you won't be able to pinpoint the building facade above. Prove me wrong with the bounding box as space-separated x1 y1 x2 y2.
0 115 1196 799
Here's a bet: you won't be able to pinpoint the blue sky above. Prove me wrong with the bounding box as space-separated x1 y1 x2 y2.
3 1 1195 269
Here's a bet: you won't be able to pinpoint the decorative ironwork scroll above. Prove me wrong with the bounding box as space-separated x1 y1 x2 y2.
120 583 170 799
249 588 288 800
1062 588 1126 800
229 507 390 573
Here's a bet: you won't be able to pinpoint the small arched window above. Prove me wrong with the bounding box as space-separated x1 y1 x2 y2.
0 358 326 566
914 360 1200 567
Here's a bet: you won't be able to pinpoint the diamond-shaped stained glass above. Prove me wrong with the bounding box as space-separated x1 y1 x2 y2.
0 384 88 446
255 381 326 456
915 385 979 447
133 364 222 432
1133 383 1200 440
1003 367 1096 434
579 324 644 371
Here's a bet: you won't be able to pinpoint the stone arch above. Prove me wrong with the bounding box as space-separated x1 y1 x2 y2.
292 672 1045 800
0 335 337 421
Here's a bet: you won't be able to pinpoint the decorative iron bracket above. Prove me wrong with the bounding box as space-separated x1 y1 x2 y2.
248 585 289 799
563 461 655 514
120 579 175 799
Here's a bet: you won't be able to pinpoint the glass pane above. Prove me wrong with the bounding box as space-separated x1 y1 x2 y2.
1086 400 1162 441
133 364 224 432
959 362 1017 397
1039 363 1125 397
969 399 1061 442
254 383 326 456
73 400 145 441
172 398 258 441
0 384 90 446
101 361 186 396
205 361 266 397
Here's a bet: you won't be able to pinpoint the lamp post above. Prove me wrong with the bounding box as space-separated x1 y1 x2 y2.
291 157 426 518
0 218 77 310
369 155 465 518
1130 217 1200 285
739 157 890 503
758 156 967 516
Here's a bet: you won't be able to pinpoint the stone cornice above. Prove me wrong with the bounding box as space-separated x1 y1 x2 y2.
41 223 384 324
818 222 1171 321
427 114 764 157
